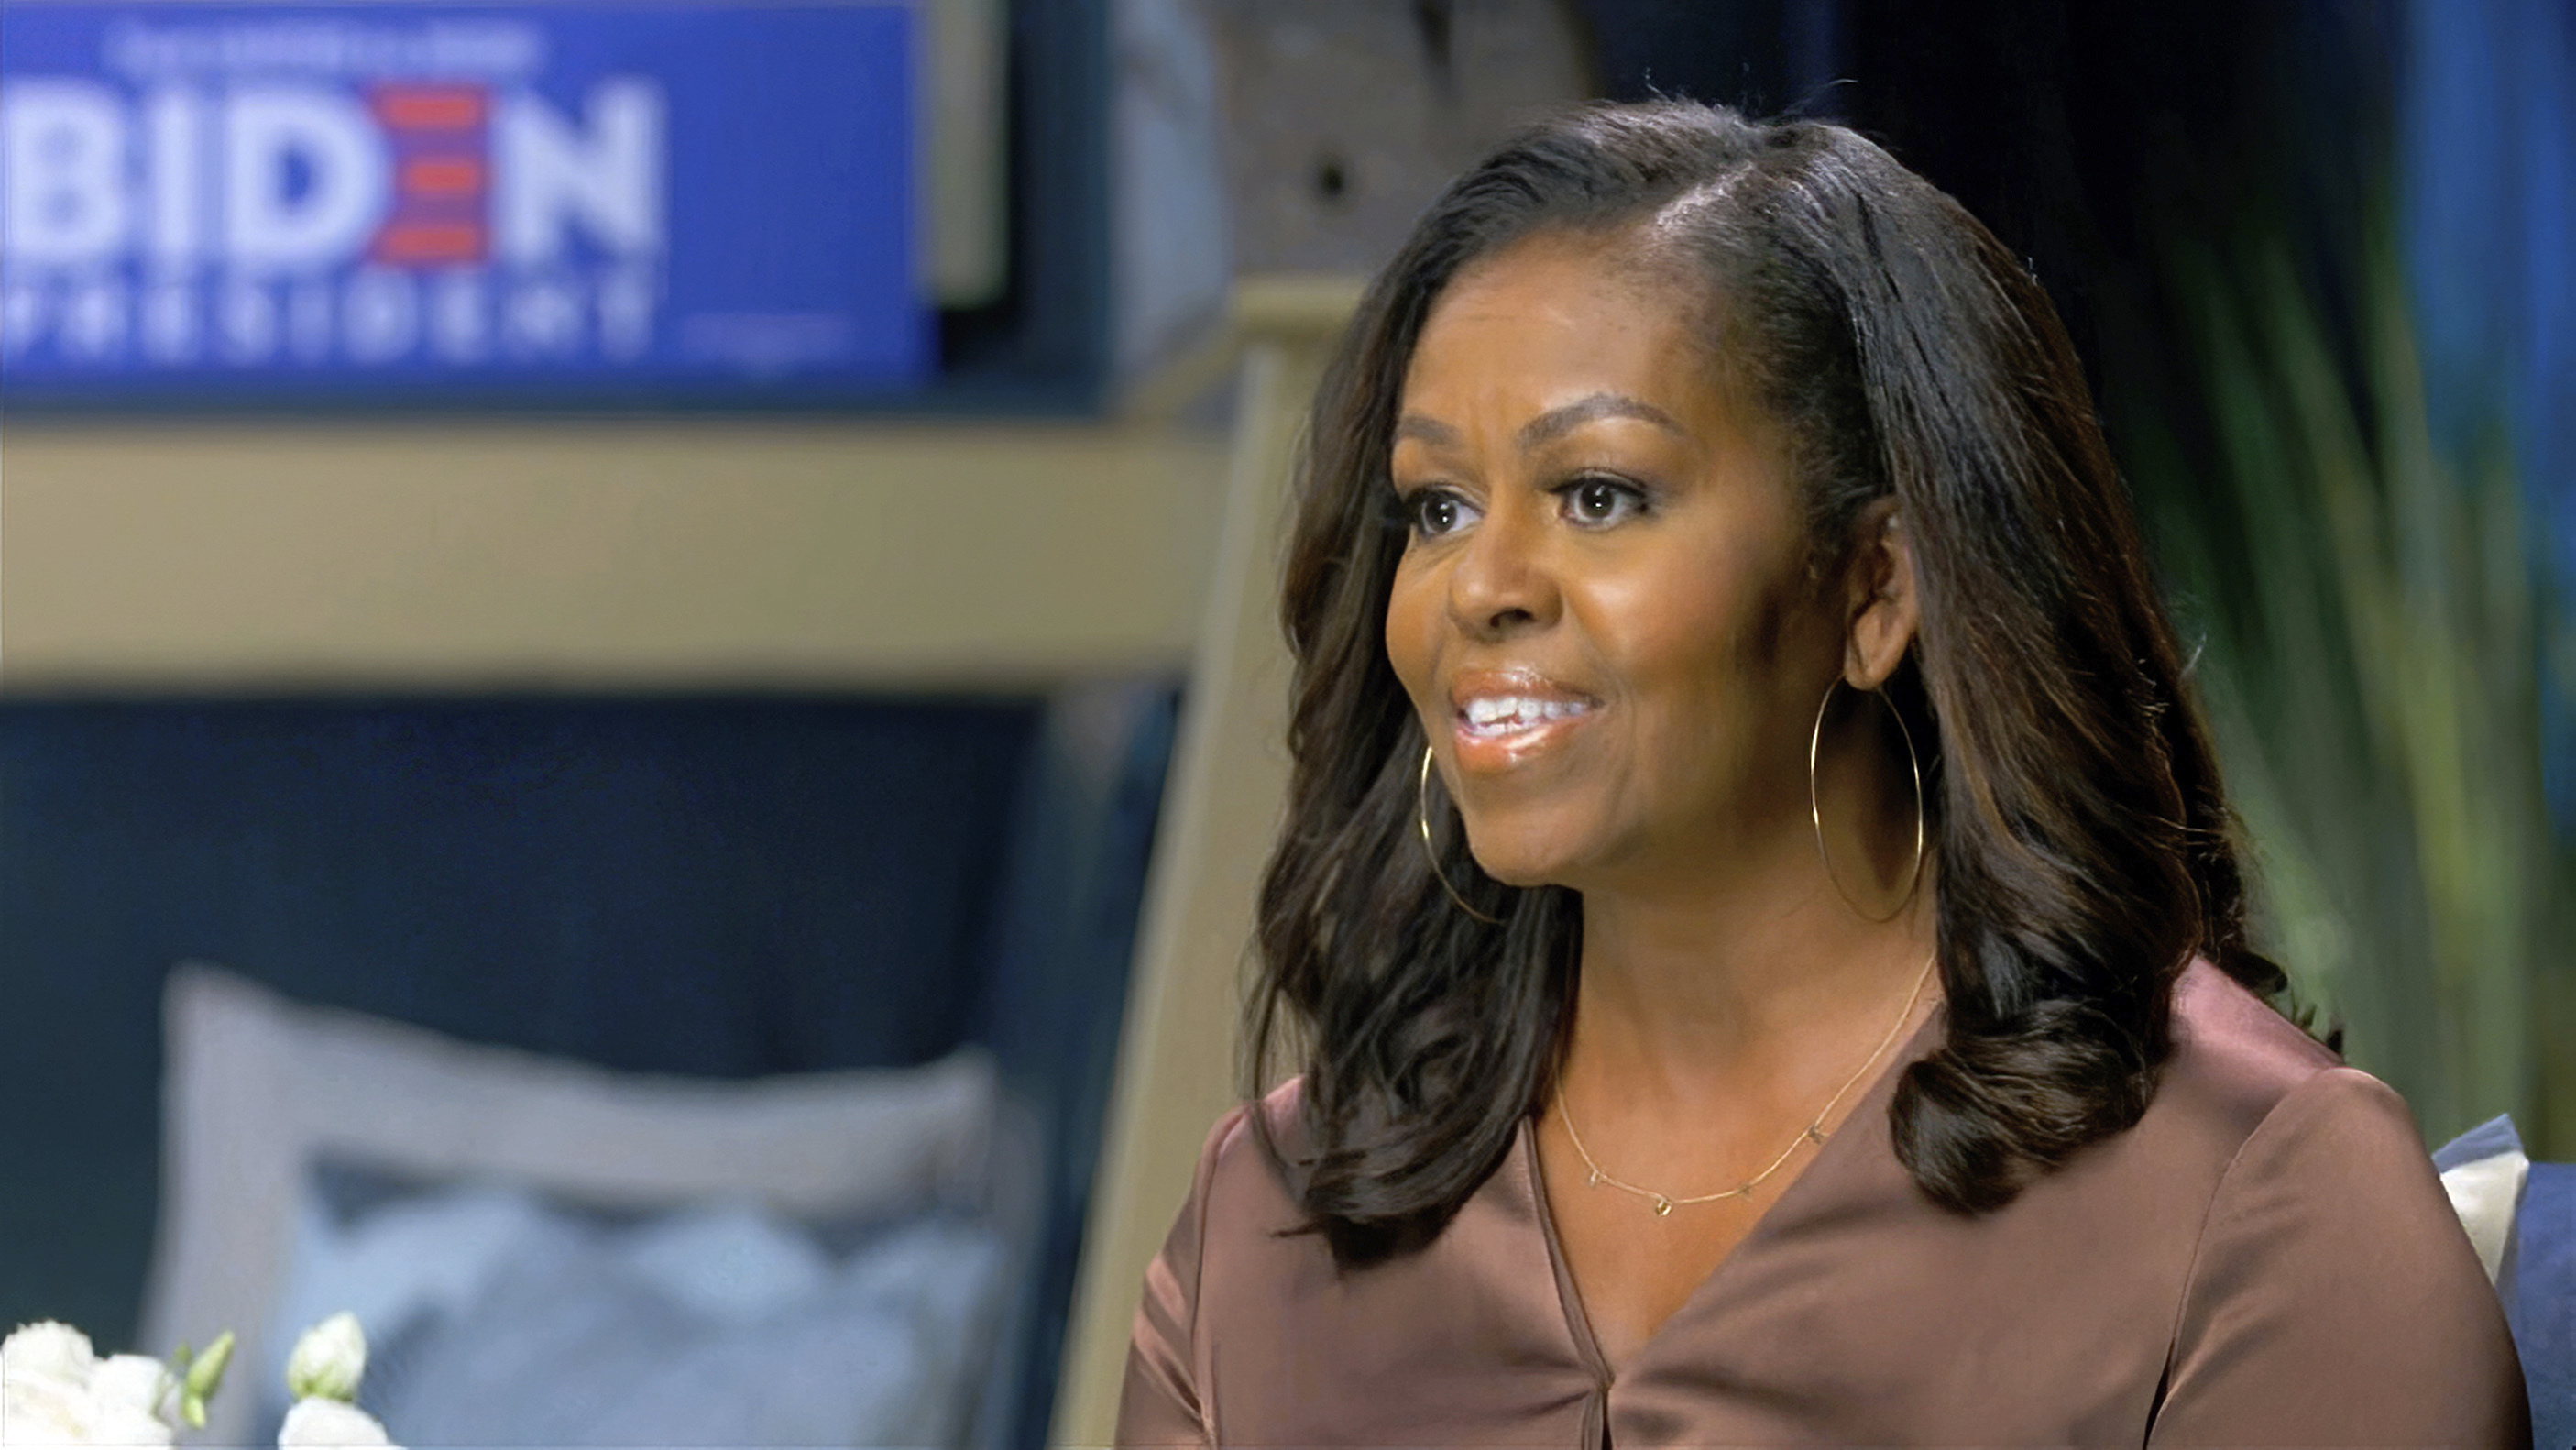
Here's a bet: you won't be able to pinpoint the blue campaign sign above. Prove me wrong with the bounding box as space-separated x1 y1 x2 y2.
0 3 925 401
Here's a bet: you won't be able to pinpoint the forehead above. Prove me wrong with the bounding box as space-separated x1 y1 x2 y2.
1398 230 1739 434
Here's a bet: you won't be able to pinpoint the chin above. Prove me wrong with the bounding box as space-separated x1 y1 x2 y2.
1461 820 1589 891
1467 855 1560 891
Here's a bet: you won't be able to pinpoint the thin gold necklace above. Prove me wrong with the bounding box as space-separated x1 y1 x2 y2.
1557 950 1938 1217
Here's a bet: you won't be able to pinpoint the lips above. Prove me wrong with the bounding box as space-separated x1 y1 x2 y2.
1447 669 1599 769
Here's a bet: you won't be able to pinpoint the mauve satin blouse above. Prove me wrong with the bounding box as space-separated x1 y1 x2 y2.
1118 962 2528 1446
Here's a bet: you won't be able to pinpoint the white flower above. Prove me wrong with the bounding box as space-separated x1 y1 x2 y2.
0 1315 394 1448
3 1373 93 1445
277 1396 397 1448
3 1322 99 1389
84 1396 177 1447
89 1355 174 1420
0 1334 176 1448
284 1313 366 1403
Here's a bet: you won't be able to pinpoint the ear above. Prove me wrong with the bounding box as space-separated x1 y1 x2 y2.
1840 500 1919 689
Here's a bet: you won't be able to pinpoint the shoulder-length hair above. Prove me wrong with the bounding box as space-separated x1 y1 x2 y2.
1248 100 2286 1262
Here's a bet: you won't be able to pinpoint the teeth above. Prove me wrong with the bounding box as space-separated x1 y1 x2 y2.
1462 696 1587 731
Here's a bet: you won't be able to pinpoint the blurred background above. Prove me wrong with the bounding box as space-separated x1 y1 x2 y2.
1 0 2568 1445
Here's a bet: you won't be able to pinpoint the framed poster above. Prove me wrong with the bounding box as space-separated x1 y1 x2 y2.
0 3 927 404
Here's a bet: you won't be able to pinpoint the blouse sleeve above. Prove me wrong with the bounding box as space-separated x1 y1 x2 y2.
2149 1066 2529 1447
1114 1104 1249 1450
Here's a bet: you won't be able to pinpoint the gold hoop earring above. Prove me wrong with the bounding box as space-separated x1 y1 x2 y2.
1809 680 1926 924
1418 746 1503 925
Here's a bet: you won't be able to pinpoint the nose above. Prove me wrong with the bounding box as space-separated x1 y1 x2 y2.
1445 500 1560 641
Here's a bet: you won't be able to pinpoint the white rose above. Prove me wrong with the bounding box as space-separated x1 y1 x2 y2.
5 1368 90 1443
1 1372 175 1449
2 1326 180 1447
2 1322 99 1390
90 1354 175 1420
277 1396 398 1448
283 1313 367 1403
84 1395 178 1447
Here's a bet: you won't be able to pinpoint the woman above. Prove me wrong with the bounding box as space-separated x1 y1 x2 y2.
1120 102 2526 1445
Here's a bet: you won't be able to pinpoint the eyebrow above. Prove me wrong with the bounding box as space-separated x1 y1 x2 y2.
1518 392 1687 448
1391 392 1687 454
1391 414 1462 448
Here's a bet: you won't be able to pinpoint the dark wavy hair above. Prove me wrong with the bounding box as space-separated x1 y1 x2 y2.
1246 100 2287 1263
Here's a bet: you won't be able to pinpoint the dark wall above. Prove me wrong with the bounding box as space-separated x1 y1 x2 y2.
1579 0 2394 394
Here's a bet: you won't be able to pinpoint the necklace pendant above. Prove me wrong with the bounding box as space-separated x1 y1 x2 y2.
1587 1167 1604 1187
1651 1194 1672 1216
1806 1123 1829 1145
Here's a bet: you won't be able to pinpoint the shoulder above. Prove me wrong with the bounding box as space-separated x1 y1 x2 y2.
2143 961 2441 1240
1167 1078 1313 1265
1120 1081 1318 1444
2151 959 2344 1146
2156 959 2442 1262
2154 957 2446 1233
2140 965 2527 1442
1193 1076 1309 1196
1141 1082 1337 1358
2164 962 2349 1123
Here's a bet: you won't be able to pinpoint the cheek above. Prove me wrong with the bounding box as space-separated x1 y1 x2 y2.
1382 561 1444 717
1591 548 1807 718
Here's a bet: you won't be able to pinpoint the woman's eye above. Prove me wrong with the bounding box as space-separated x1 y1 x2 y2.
1561 477 1646 527
1403 489 1480 539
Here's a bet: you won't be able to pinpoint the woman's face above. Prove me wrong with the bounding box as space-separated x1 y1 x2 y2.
1385 231 1849 895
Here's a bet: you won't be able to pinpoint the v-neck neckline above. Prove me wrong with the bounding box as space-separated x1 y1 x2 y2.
1522 1005 1946 1387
